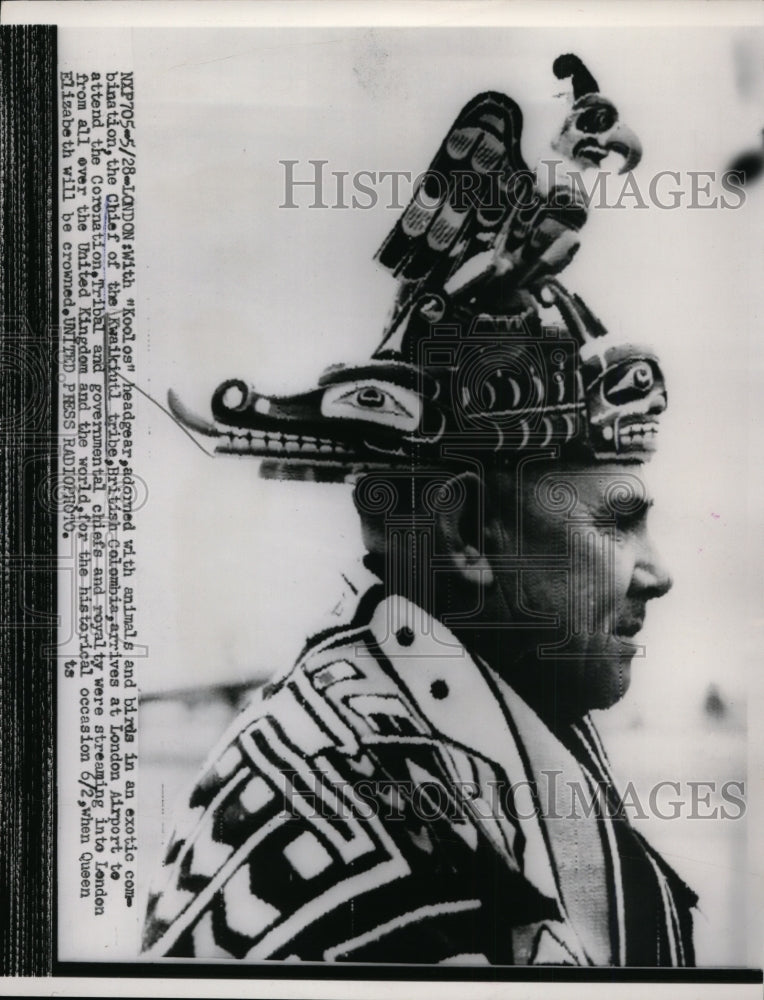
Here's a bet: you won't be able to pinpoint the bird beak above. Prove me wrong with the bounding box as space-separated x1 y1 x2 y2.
606 122 643 173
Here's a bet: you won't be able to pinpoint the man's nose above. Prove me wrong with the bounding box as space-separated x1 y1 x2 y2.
631 535 673 600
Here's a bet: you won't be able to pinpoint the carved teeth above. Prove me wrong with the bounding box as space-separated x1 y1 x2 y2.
218 429 350 457
618 423 657 445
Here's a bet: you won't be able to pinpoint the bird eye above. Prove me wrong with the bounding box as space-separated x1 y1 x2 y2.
577 104 617 135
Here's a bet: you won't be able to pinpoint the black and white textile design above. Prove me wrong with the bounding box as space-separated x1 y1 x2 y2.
142 581 696 965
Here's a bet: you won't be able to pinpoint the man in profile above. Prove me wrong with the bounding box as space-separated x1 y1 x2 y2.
144 63 696 965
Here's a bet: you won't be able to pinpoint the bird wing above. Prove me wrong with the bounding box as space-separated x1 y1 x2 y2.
375 92 529 289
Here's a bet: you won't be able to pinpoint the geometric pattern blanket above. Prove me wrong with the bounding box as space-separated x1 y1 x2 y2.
142 586 696 965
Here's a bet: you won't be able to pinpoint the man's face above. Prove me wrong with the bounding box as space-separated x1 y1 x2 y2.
486 459 672 717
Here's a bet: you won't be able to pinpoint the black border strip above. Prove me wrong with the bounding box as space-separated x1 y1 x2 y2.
0 23 58 978
54 961 762 983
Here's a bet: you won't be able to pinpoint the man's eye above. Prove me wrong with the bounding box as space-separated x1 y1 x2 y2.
612 507 648 534
613 515 635 534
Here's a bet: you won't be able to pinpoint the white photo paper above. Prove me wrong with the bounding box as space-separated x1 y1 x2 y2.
1 1 762 996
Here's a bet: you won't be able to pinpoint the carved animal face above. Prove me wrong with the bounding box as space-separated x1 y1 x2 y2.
583 346 666 457
552 94 642 173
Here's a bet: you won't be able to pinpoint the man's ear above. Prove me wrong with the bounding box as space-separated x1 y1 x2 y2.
434 470 495 587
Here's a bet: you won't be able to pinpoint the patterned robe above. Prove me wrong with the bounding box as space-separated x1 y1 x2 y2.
142 583 696 965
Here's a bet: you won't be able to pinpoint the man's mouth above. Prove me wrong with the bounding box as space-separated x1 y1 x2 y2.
614 619 644 639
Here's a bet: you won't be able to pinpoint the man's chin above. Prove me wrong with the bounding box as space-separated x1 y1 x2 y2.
585 653 633 712
553 650 635 717
500 639 636 721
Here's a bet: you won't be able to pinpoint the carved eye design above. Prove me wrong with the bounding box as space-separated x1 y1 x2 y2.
418 294 446 322
339 385 414 418
603 360 656 404
576 104 617 136
321 380 421 431
356 386 386 409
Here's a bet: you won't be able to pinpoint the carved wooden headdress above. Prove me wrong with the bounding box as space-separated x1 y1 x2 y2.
170 55 664 482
